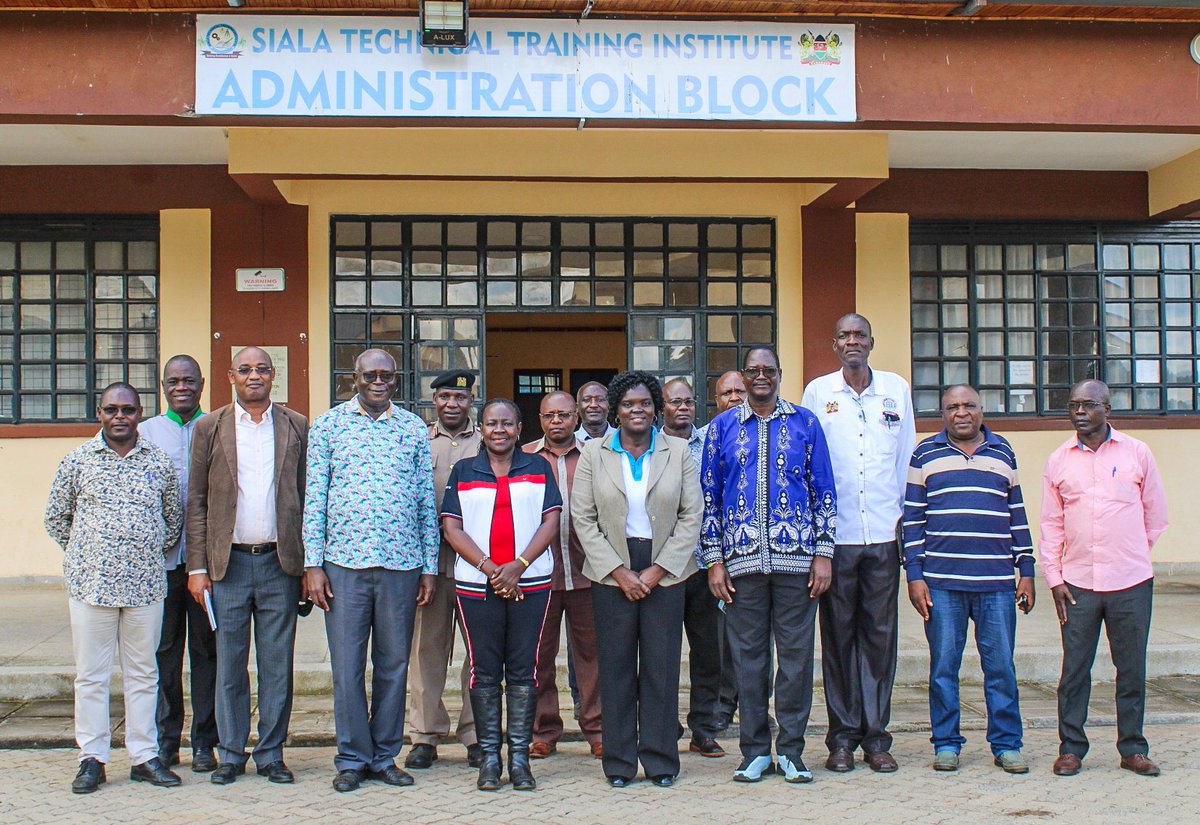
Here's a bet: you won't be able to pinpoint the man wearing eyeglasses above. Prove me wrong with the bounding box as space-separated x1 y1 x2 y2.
303 349 439 792
138 355 219 774
700 346 837 784
186 347 309 786
523 391 603 760
801 313 915 775
46 382 184 794
1040 380 1168 778
405 369 482 771
662 379 725 759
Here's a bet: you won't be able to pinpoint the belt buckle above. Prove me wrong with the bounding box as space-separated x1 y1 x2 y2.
250 543 270 555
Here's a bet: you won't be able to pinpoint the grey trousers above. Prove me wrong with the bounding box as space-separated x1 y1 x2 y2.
725 572 818 760
324 563 421 773
1057 578 1154 759
211 549 300 767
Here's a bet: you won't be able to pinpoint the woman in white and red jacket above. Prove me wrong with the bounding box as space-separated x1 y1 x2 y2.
441 398 561 792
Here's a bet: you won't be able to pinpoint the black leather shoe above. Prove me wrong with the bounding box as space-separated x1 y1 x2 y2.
191 749 218 773
606 775 632 788
256 761 295 784
466 744 483 769
159 750 180 767
130 757 182 787
689 734 726 758
72 757 106 794
404 743 438 769
650 774 676 787
368 765 415 786
210 762 246 785
333 769 363 793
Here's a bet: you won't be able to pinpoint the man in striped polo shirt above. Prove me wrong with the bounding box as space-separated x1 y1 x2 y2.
903 384 1036 775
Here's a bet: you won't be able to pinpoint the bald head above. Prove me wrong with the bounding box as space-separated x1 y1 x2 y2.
1070 379 1110 405
354 348 397 373
232 346 273 370
714 370 748 413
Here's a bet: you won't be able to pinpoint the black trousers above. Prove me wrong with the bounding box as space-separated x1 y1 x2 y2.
592 538 686 780
458 584 551 690
683 571 723 738
1058 578 1154 759
725 572 817 760
156 564 219 754
819 542 900 754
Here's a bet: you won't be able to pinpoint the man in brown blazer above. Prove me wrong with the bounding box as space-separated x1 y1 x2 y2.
186 347 308 786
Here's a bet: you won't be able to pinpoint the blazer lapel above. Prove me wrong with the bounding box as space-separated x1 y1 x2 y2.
645 431 670 495
272 407 288 488
600 443 627 499
219 406 238 486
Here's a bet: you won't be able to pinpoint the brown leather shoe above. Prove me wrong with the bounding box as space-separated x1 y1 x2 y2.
825 747 855 772
1052 753 1082 776
1120 754 1160 777
689 735 726 758
864 750 898 773
530 741 555 759
590 741 603 759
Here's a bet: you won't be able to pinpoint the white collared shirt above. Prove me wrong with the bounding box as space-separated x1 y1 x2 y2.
802 368 916 545
232 401 278 544
575 423 616 445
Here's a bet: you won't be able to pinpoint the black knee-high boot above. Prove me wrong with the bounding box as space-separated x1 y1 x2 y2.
506 684 538 791
470 685 504 791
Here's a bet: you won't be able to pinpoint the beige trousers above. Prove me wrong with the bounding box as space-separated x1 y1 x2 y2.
406 576 475 746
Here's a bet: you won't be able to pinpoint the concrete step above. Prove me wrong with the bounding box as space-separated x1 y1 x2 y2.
3 643 1198 702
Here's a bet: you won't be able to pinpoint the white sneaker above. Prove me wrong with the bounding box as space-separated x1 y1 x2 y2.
732 755 775 782
777 755 813 784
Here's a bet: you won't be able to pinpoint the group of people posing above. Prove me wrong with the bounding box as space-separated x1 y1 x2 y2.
45 312 1168 797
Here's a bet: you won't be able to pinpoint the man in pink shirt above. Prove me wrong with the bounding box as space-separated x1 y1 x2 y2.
1039 379 1168 779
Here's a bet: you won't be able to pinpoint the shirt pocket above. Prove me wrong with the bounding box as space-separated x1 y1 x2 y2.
1100 478 1140 504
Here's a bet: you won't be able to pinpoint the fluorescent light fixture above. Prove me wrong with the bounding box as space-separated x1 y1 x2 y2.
421 0 469 48
227 0 245 7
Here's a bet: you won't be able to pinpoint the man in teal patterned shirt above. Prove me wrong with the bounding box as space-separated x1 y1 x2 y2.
302 349 440 793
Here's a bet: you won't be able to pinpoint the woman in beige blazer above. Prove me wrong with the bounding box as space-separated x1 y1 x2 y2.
571 371 702 789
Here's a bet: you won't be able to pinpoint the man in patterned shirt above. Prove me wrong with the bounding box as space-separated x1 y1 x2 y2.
303 348 440 793
45 382 185 794
700 346 837 785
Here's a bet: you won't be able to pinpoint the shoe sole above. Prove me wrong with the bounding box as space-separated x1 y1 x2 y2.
997 765 1030 774
1120 764 1160 777
529 751 555 759
783 774 814 784
71 777 105 795
130 775 181 787
867 763 898 773
689 744 727 758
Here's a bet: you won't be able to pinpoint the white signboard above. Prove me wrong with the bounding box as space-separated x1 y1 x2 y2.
236 267 286 292
195 15 855 121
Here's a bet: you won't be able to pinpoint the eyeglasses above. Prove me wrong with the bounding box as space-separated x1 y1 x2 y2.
742 367 779 379
539 411 576 421
233 366 274 377
100 405 138 416
665 398 696 408
357 371 397 384
1067 401 1105 412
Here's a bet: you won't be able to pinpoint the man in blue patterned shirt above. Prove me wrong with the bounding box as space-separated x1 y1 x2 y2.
699 346 837 785
302 349 440 793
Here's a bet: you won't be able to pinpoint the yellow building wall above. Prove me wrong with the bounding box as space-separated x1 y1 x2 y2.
0 209 214 579
856 212 912 382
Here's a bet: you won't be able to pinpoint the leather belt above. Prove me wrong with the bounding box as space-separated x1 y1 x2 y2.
231 542 277 555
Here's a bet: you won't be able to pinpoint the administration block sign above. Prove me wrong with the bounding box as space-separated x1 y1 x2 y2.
195 16 855 121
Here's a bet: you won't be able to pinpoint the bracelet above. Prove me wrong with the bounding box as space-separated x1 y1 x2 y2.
516 556 530 568
476 556 489 571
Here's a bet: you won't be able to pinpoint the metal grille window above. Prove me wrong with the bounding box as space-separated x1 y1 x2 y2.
0 218 160 423
331 216 775 421
910 222 1200 417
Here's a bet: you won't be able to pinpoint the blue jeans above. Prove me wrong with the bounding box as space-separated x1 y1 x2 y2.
924 588 1022 756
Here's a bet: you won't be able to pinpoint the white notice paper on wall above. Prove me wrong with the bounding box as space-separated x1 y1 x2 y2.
1008 361 1035 385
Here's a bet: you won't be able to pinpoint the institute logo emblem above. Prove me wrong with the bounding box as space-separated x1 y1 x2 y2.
825 402 839 414
201 23 243 58
883 397 897 410
799 32 842 65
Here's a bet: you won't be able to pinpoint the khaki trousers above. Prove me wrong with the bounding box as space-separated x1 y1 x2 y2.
406 575 475 746
69 598 163 765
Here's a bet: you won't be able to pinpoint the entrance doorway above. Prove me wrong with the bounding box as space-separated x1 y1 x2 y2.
487 312 625 441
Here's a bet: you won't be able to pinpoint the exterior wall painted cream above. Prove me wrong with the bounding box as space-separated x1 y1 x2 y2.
0 210 213 579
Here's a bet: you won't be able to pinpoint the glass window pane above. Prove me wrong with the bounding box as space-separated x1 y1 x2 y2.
522 252 551 278
336 281 367 306
371 253 402 275
633 282 663 307
20 304 52 329
1163 244 1189 270
743 223 771 248
942 278 967 300
978 360 1004 384
128 334 155 359
20 334 51 359
1069 276 1098 298
21 274 51 299
670 223 699 247
1106 330 1131 356
446 282 478 306
667 345 694 371
1165 302 1191 327
56 333 86 359
975 274 1003 299
742 283 771 306
1008 303 1034 327
335 222 366 246
412 281 441 306
595 222 624 247
941 304 967 327
708 252 737 279
372 315 404 340
940 245 967 271
1133 276 1159 299
487 222 517 246
1166 387 1193 411
1008 332 1035 357
1133 303 1159 326
742 253 771 278
1164 273 1190 299
1166 359 1192 382
1106 359 1132 384
57 394 87 419
1067 244 1096 271
95 275 123 299
1134 331 1159 355
0 242 14 269
1110 387 1132 411
336 255 367 277
663 317 693 340
522 222 552 246
561 251 590 277
708 315 736 344
1037 244 1065 270
487 251 517 277
95 333 124 359
1166 330 1192 355
21 394 50 419
1135 387 1161 411
708 224 737 248
21 364 51 389
913 362 939 387
21 241 51 270
911 277 937 300
1132 244 1160 270
411 222 441 245
911 303 937 328
594 282 624 307
708 347 737 373
633 223 663 247
446 222 476 246
412 250 442 276
1104 275 1129 299
943 362 968 385
1006 273 1034 299
980 389 1005 413
372 222 403 245
912 332 939 357
632 317 657 342
977 304 1003 328
632 346 660 370
1102 244 1129 270
560 281 591 306
668 282 699 307
975 245 1002 271
708 282 737 306
1071 303 1098 326
595 251 624 277
371 281 404 306
633 252 663 277
335 314 367 340
521 281 552 306
668 252 699 279
978 332 1003 357
128 242 157 270
1006 245 1033 271
127 275 156 299
910 245 937 271
1105 302 1130 327
742 316 772 342
561 222 589 246
447 251 478 277
128 305 156 330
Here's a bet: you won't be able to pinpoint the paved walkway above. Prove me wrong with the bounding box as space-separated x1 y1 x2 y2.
1 724 1196 825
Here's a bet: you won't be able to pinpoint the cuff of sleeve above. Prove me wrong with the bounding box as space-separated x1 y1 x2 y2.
189 569 208 576
1017 559 1036 579
904 563 924 583
698 544 724 568
812 536 834 559
1042 570 1065 589
304 550 324 568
